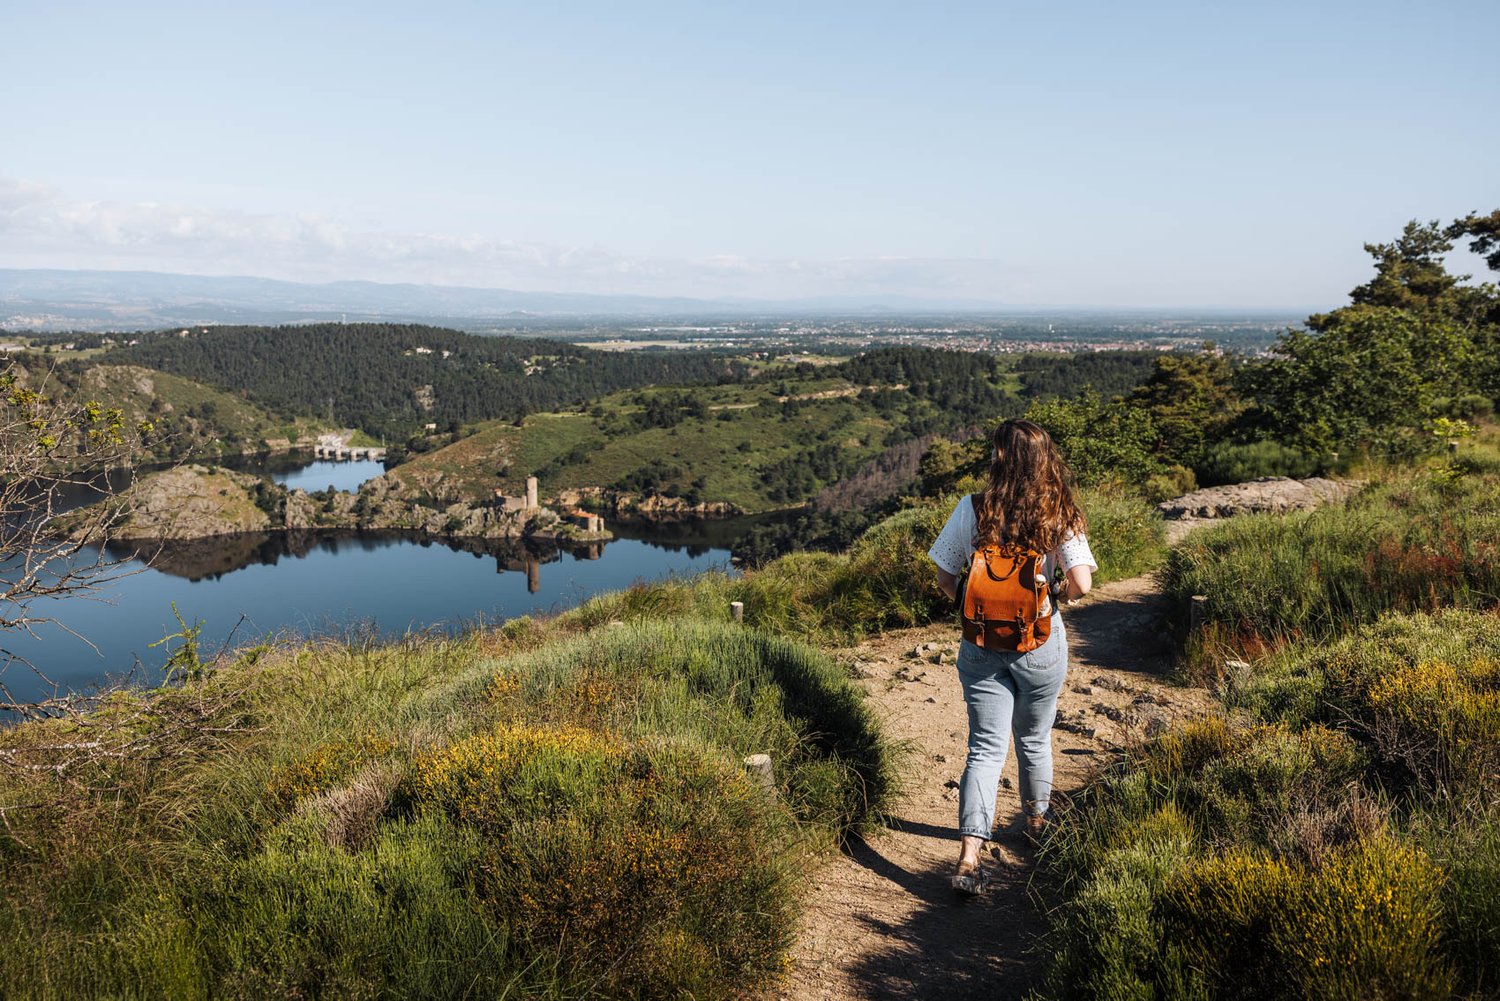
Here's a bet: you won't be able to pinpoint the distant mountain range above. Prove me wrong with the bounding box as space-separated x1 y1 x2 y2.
0 268 1023 331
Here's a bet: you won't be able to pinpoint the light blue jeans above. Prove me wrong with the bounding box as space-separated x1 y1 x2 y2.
955 613 1068 839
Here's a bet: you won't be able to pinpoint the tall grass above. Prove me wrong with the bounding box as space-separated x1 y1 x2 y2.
1162 471 1500 657
1077 484 1167 581
0 618 892 999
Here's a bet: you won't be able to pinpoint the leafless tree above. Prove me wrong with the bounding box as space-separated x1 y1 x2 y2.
0 361 154 714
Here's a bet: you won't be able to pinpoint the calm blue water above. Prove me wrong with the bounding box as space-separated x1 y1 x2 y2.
1 528 742 704
226 454 387 493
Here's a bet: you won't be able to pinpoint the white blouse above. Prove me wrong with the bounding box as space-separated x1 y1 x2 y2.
927 494 1098 580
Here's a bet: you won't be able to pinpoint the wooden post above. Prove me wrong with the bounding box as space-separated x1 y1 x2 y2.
730 600 744 623
743 753 775 797
1190 595 1207 632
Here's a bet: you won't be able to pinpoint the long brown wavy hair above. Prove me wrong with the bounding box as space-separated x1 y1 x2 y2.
973 419 1086 553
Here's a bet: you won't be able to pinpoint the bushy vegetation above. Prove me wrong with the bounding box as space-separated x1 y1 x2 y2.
0 615 891 999
1040 609 1500 1000
1039 462 1500 999
1162 471 1500 653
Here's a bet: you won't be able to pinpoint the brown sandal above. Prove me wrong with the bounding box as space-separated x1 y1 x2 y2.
951 860 989 895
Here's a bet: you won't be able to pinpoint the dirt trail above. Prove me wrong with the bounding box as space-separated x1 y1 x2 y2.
779 573 1213 1000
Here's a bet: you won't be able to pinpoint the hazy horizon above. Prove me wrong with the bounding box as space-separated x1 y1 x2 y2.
0 264 1329 316
4 1 1496 308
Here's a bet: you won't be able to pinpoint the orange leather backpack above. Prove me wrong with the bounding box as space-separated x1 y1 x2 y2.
957 508 1051 652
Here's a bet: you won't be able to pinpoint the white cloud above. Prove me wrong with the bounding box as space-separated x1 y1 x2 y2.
0 178 1026 303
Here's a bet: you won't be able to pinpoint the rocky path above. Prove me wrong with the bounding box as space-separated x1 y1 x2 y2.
779 573 1214 1000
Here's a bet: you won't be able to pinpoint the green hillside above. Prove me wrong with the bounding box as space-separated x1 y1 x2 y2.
31 362 329 462
390 348 1021 511
391 382 886 510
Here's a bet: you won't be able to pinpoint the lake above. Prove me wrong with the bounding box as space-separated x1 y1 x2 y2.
4 454 777 705
2 526 753 705
225 453 387 493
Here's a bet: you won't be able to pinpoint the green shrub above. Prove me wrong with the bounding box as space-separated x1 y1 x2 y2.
1195 439 1326 485
0 616 889 999
1232 610 1500 796
1140 463 1197 503
1162 838 1454 1001
263 730 396 811
403 726 790 996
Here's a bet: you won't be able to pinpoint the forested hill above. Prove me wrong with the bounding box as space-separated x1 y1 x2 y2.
96 323 747 438
1015 350 1162 401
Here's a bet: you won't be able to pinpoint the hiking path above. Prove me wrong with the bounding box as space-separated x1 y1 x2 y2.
778 572 1215 1000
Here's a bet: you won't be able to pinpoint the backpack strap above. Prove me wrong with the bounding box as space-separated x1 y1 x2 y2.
954 493 985 613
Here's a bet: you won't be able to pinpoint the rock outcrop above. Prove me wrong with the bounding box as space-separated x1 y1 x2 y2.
1158 477 1359 520
78 465 611 543
103 465 274 540
555 486 743 519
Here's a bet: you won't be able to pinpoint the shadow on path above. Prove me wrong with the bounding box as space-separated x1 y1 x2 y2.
835 826 1046 1000
1064 578 1177 677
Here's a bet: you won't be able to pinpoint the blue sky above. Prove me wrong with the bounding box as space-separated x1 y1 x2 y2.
2 0 1496 307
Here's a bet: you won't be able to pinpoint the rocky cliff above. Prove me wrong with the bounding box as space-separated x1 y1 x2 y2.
1157 476 1359 520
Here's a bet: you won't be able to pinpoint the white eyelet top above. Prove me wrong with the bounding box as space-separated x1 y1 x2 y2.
927 494 1098 580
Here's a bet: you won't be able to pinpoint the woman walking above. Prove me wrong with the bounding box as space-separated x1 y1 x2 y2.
926 419 1095 893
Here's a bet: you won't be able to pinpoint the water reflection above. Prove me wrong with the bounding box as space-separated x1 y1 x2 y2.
105 530 590 585
606 510 794 557
1 518 781 704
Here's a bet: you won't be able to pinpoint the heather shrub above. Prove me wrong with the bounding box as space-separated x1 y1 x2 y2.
1041 716 1454 1000
1043 608 1500 1000
1196 439 1326 485
263 730 396 811
401 725 790 996
1231 610 1500 797
0 612 889 998
1161 839 1453 1000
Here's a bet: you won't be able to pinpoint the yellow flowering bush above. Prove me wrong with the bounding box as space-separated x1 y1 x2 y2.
1161 838 1454 999
404 723 623 828
1142 715 1254 782
265 731 396 811
401 724 793 998
1357 656 1500 787
1276 837 1454 1000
